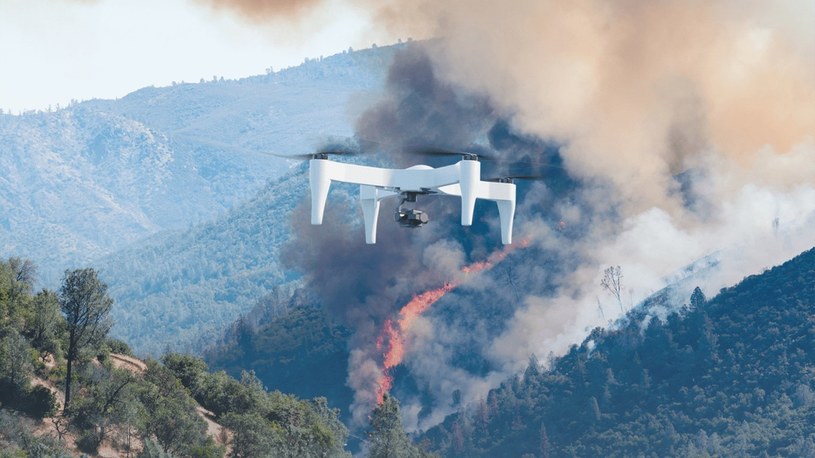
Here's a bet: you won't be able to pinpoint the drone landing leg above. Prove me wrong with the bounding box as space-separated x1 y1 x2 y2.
460 159 480 226
310 160 331 224
360 185 390 244
360 197 380 244
497 199 516 245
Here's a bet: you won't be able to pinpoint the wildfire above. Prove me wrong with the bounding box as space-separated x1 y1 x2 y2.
374 240 528 404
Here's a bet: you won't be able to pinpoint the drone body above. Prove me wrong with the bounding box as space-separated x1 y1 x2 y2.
309 155 516 244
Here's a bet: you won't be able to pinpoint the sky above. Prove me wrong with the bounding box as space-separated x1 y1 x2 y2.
0 0 380 113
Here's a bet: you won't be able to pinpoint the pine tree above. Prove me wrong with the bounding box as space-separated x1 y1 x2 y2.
60 268 113 409
368 394 431 458
27 289 62 359
690 286 706 309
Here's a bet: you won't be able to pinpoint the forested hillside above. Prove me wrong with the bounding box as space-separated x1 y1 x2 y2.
101 164 307 355
0 44 396 286
204 288 354 416
0 256 352 457
421 247 815 456
101 158 369 356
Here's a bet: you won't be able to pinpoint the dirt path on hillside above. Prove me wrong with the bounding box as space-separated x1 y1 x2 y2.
197 405 232 449
110 353 148 374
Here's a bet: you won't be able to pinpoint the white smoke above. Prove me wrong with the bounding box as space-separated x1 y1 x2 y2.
371 0 815 430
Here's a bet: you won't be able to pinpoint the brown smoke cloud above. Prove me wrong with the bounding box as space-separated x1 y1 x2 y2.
402 0 815 215
207 0 814 209
194 0 324 21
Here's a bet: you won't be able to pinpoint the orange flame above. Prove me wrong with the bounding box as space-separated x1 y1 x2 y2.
374 241 529 404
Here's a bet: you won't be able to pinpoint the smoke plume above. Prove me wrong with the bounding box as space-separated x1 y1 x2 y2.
279 0 814 430
194 0 322 20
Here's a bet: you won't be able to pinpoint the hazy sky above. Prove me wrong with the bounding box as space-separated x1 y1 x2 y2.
0 0 380 113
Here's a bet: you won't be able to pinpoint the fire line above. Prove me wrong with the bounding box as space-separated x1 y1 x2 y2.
374 240 528 404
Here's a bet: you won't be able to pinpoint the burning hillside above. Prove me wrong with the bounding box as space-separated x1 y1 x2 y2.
267 0 815 430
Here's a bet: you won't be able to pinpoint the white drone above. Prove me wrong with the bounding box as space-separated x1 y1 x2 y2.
308 152 517 244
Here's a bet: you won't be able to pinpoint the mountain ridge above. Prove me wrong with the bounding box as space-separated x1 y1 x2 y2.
1 44 400 286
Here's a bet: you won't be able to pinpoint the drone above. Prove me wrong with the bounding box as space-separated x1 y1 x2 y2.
307 151 518 244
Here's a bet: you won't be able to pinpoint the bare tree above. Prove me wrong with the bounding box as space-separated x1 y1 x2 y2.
601 265 624 313
52 415 70 442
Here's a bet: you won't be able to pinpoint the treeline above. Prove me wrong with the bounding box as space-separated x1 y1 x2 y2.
0 256 352 457
421 248 815 456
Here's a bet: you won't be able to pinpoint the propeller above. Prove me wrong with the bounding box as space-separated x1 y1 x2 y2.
485 158 571 181
484 174 547 183
317 141 362 156
263 145 361 160
407 145 497 161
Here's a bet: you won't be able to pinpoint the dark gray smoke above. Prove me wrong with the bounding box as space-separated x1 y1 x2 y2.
354 45 495 165
281 42 597 425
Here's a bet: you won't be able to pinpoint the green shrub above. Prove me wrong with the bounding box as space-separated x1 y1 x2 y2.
106 337 134 356
22 385 58 419
76 429 102 454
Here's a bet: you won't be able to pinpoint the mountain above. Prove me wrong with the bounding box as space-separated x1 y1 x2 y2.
0 45 397 286
100 163 307 355
420 247 815 456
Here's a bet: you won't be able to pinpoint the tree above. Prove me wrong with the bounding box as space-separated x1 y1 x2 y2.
138 438 174 458
524 354 541 383
600 266 624 313
7 257 36 285
26 289 63 359
368 394 430 458
690 287 706 309
0 330 33 391
59 268 113 409
161 352 208 394
69 366 137 453
222 412 280 458
1 257 36 327
140 361 220 457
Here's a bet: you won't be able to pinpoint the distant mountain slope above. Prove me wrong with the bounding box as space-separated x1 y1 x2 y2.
100 153 368 356
421 247 815 457
0 45 396 285
101 163 309 355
